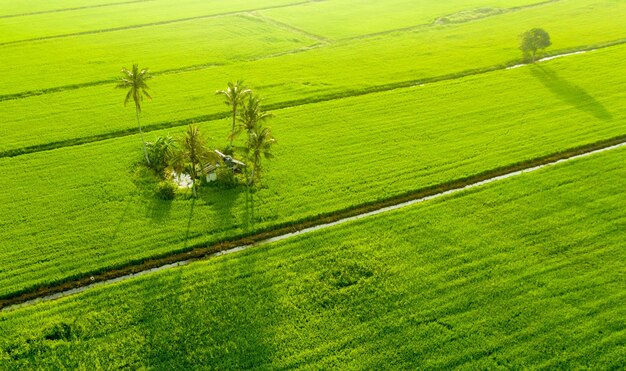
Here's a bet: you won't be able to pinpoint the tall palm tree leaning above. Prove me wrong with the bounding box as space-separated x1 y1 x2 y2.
216 80 251 150
117 64 152 165
170 125 220 197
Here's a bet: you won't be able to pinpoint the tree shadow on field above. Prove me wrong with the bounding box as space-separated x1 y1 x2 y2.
110 199 133 242
530 66 612 121
148 197 173 224
244 187 256 232
200 184 247 234
183 198 196 249
136 248 278 368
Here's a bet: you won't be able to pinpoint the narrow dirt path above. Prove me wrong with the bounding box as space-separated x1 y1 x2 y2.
3 138 625 312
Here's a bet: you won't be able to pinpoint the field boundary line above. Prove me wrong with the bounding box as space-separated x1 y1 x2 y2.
340 0 560 42
2 33 624 105
0 0 155 19
245 12 332 44
0 0 558 46
1 40 624 159
2 134 626 311
0 0 321 47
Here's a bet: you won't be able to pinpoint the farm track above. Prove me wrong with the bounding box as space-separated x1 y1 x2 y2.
1 39 624 160
2 135 626 312
0 0 155 19
0 0 322 47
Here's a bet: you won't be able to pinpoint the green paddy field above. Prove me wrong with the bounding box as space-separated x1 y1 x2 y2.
1 0 625 368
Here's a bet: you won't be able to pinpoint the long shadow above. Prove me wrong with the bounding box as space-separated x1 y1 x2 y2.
110 199 133 242
136 246 277 367
200 183 245 234
148 197 173 224
183 198 196 249
529 65 613 121
244 186 256 232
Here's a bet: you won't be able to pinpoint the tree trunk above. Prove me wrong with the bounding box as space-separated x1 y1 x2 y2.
191 161 198 198
135 108 150 165
230 105 237 148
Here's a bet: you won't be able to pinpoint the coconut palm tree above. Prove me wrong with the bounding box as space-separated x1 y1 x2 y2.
245 123 276 185
117 64 152 164
216 80 251 149
234 94 273 141
170 125 220 197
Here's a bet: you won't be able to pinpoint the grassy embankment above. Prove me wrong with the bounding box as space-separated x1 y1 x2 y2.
1 144 625 369
1 45 625 298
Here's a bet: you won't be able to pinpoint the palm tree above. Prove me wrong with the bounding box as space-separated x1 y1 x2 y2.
216 81 251 149
170 125 220 197
235 94 273 141
146 134 177 177
245 123 276 185
117 64 152 165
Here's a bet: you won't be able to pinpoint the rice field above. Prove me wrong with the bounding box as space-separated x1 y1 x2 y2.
2 0 626 154
1 144 624 368
2 43 626 298
1 0 625 367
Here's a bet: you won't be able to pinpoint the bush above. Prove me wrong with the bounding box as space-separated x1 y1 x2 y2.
215 166 238 188
146 135 177 177
156 181 176 200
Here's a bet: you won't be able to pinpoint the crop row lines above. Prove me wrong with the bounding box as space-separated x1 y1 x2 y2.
0 0 155 19
2 133 625 310
245 11 332 44
1 39 625 160
338 0 561 42
0 0 320 46
0 0 582 102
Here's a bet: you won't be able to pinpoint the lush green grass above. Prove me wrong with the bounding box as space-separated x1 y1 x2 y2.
2 0 626 153
261 0 546 39
0 0 142 17
0 13 317 95
1 45 625 298
1 145 625 369
0 0 302 43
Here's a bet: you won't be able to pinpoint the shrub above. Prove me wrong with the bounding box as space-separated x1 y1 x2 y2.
215 166 238 188
146 135 177 177
156 181 176 200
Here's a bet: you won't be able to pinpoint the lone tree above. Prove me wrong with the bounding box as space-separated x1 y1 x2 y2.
170 125 220 197
216 81 251 150
520 28 551 63
117 64 153 165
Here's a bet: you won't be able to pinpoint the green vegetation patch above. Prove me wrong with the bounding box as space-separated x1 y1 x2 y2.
3 0 626 153
1 146 625 368
261 0 548 39
0 12 317 95
1 46 625 298
0 0 301 43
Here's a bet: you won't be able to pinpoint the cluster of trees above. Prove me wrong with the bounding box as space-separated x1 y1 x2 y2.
117 65 276 198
